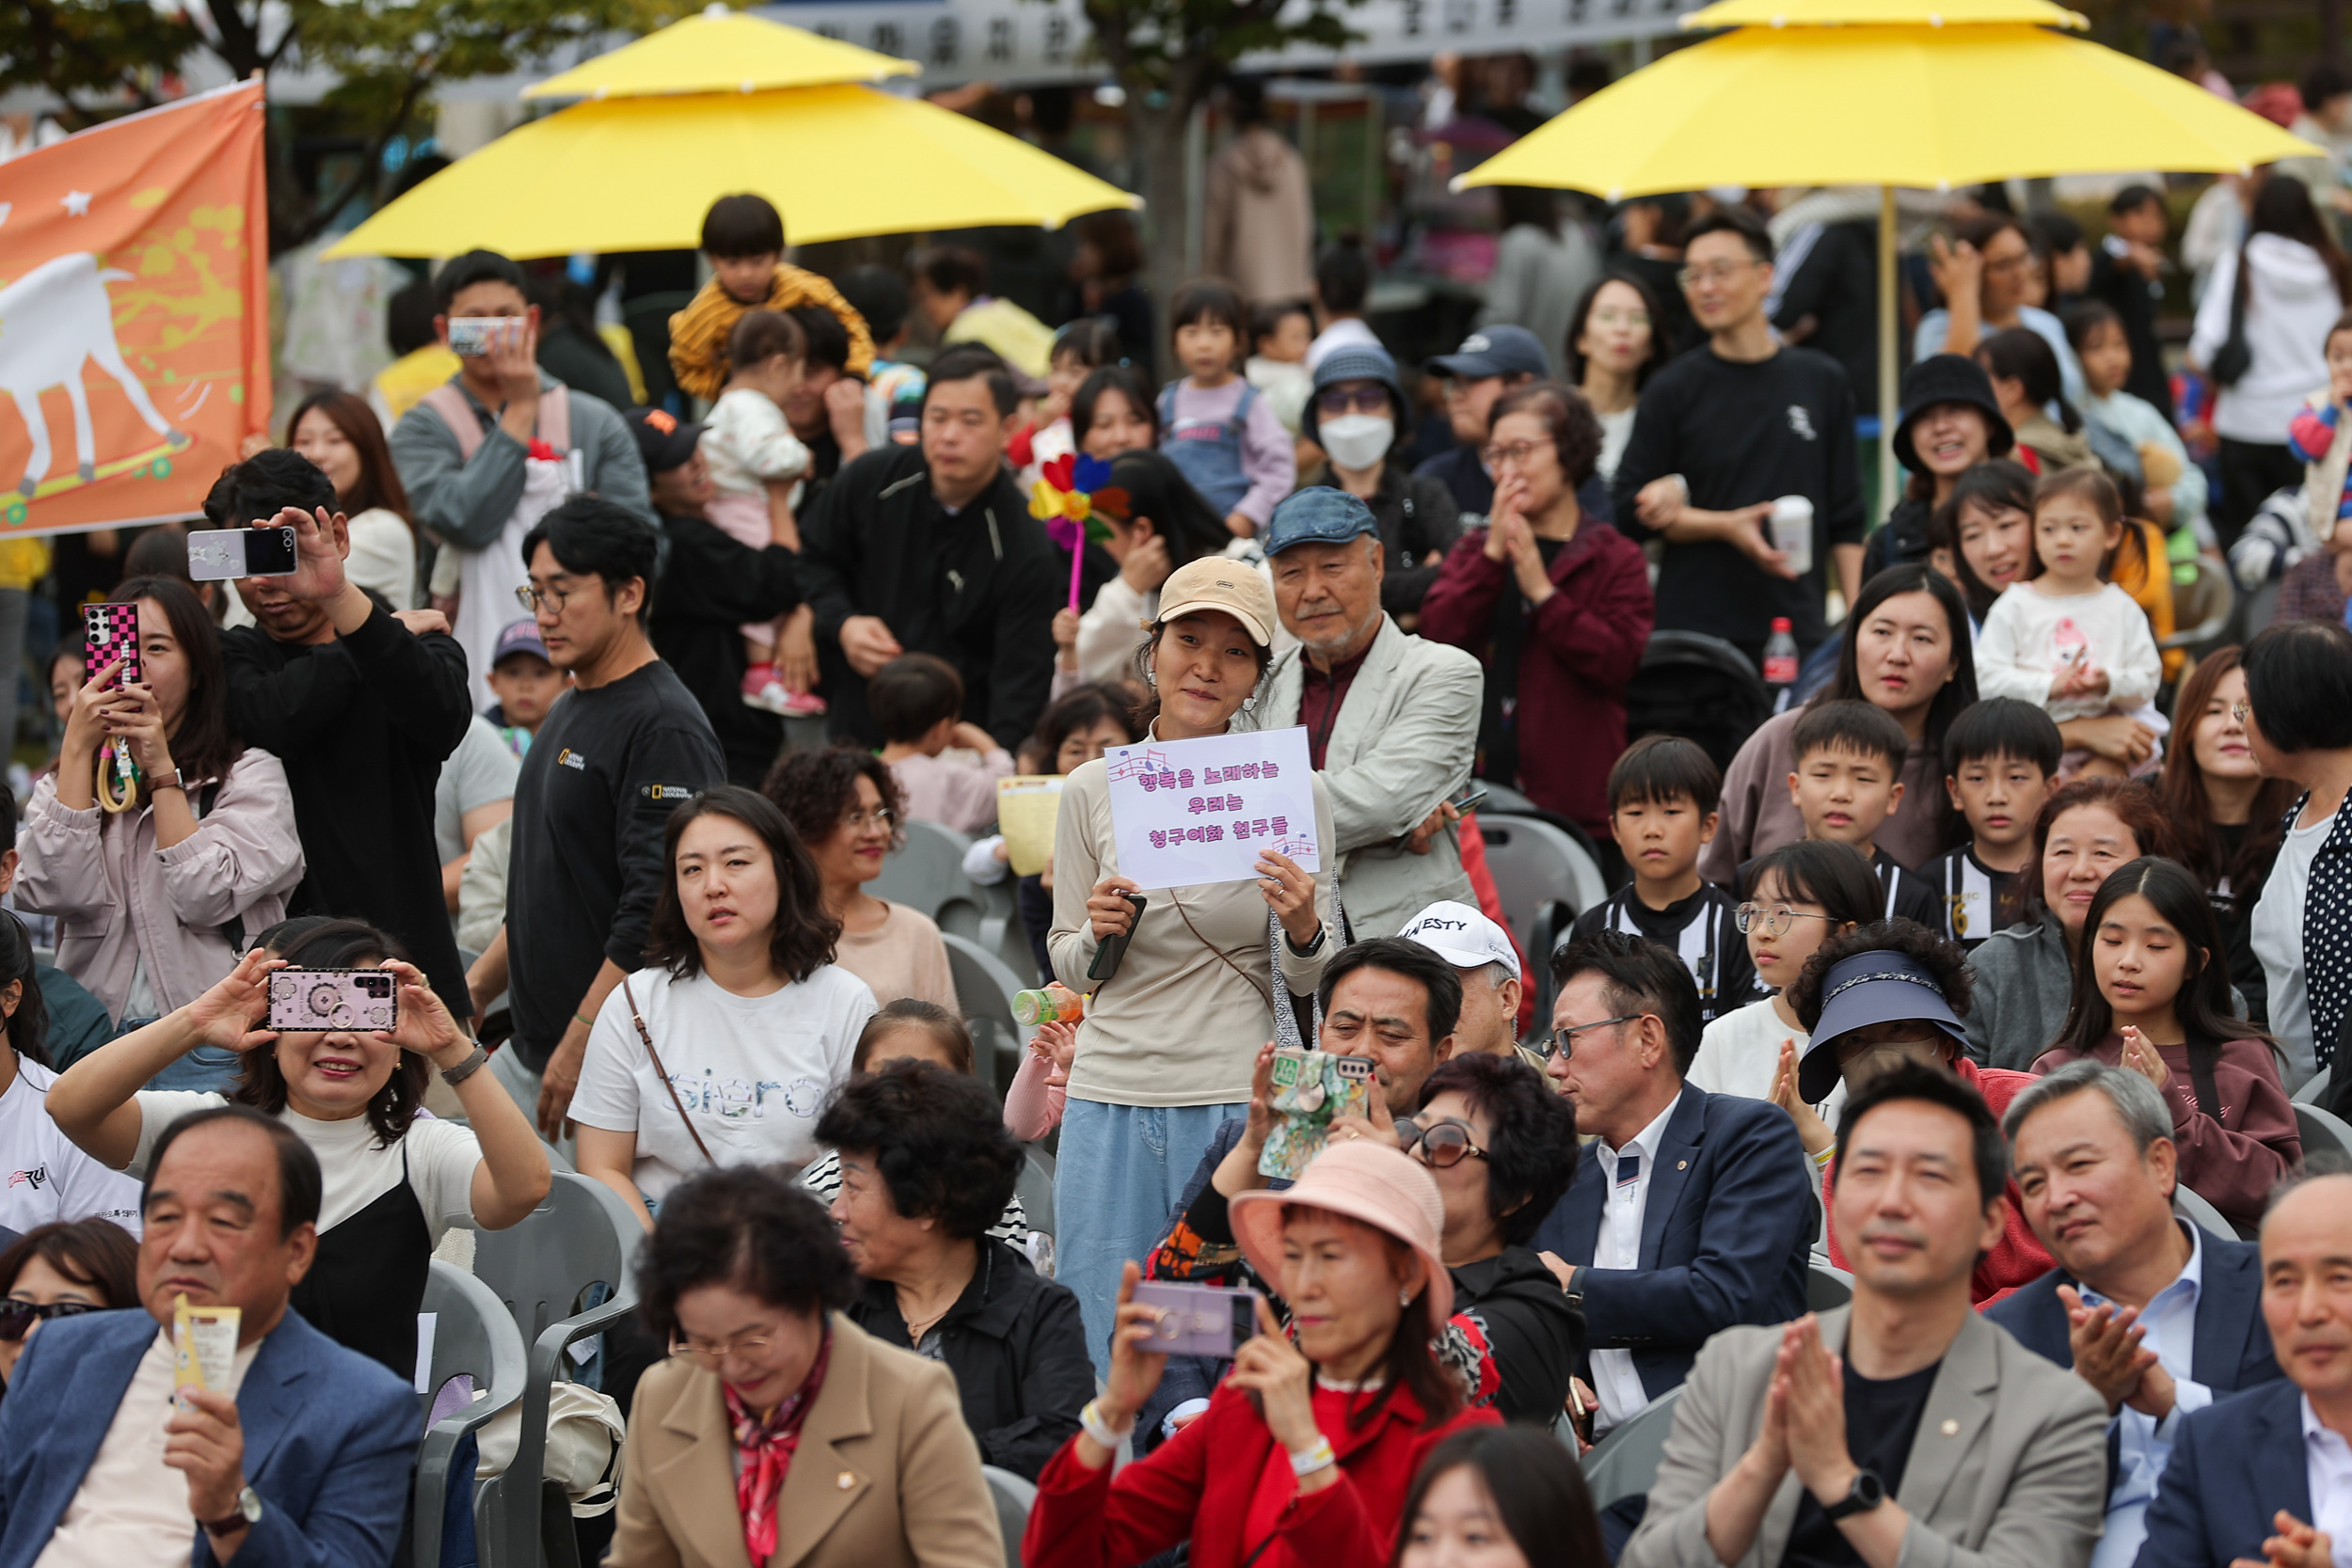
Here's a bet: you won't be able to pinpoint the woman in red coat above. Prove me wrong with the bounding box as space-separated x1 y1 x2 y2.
1418 381 1654 838
1024 1140 1500 1568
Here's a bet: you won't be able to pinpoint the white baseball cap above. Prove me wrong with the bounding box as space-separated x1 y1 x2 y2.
1398 900 1520 979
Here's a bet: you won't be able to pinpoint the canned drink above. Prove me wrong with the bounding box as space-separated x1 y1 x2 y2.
1769 495 1815 576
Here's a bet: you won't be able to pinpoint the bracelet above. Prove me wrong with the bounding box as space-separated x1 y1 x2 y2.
1079 1399 1134 1449
1288 1435 1337 1478
573 1011 597 1029
439 1045 490 1086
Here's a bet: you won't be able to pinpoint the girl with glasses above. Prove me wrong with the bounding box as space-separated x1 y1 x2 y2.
0 1218 137 1388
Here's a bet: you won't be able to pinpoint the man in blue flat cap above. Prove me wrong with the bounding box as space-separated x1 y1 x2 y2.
1258 485 1486 941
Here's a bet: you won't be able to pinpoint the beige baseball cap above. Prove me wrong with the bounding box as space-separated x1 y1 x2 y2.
1156 557 1278 649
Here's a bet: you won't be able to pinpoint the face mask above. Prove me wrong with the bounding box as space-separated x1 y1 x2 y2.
1318 414 1394 472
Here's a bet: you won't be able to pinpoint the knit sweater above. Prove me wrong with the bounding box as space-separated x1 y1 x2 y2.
666 265 875 402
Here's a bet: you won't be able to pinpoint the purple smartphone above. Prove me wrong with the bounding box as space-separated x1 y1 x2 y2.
1130 1282 1261 1359
266 969 398 1033
83 603 140 690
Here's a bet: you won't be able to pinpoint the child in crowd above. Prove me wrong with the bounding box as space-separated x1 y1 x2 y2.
2065 299 2209 543
1928 697 2061 948
1160 279 1295 536
483 619 563 762
700 309 822 718
870 653 1014 835
665 193 873 404
1246 298 1315 437
1020 319 1125 488
2289 309 2352 548
1687 839 1883 1135
835 264 927 445
907 245 1056 378
1307 234 1378 369
1976 467 2166 777
1568 736 1754 1023
1780 700 1944 928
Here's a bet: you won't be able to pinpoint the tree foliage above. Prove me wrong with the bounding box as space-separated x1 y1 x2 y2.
0 0 730 252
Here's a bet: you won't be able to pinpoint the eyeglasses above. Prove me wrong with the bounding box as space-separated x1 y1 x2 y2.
1587 307 1652 331
1481 440 1549 470
2231 699 2251 724
0 1300 98 1342
671 1328 782 1367
1400 1117 1490 1169
1735 902 1842 938
514 582 573 614
842 806 896 832
1533 1014 1645 1062
1676 261 1760 288
1315 386 1391 417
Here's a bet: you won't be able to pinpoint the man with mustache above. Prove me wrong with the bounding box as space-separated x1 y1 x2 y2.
0 1105 415 1567
1622 1059 2108 1568
1989 1062 2281 1568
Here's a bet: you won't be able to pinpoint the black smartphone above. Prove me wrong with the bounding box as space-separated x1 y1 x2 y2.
1449 787 1490 815
1088 893 1148 983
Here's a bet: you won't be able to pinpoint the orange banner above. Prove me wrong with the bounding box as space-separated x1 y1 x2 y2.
0 81 270 536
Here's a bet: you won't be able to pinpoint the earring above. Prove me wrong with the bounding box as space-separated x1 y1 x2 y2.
1399 1289 1412 1307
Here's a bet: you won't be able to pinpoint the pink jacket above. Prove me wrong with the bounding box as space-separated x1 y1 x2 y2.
17 750 305 1022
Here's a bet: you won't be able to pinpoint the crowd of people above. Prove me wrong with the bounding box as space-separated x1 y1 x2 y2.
10 136 2352 1568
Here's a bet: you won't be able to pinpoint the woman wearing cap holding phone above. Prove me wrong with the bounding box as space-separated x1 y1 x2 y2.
1049 556 1340 1371
1773 919 2052 1305
1024 1139 1499 1568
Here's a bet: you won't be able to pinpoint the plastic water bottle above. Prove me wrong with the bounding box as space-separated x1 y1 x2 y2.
1012 986 1085 1028
1763 617 1800 695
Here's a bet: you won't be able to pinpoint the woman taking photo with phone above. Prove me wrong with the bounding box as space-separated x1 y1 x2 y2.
1048 556 1339 1369
19 576 305 1088
1024 1139 1498 1568
45 918 550 1376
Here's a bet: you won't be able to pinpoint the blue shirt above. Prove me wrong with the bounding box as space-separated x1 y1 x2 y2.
2082 1221 2215 1568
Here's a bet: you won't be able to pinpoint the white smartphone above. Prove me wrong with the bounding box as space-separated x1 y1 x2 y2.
187 526 298 581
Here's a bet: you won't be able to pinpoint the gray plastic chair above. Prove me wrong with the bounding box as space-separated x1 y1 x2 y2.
1807 1260 1854 1312
2296 1101 2352 1165
1477 813 1608 1028
981 1465 1037 1568
414 1259 529 1568
1580 1385 1685 1510
944 931 1032 1097
2174 1182 2236 1240
873 819 988 930
2294 1070 2332 1106
469 1172 643 1568
1018 1145 1057 1240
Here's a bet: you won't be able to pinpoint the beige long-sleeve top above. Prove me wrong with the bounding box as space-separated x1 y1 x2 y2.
1049 749 1339 1108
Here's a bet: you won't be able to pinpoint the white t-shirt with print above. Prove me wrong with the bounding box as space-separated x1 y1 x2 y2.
568 964 878 1200
129 1092 483 1242
0 1057 143 1237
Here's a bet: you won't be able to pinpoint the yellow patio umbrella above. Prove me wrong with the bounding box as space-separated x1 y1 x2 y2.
1459 18 2315 504
522 6 914 98
323 82 1137 260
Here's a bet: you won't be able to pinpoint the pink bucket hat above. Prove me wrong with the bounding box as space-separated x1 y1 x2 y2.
1229 1139 1454 1335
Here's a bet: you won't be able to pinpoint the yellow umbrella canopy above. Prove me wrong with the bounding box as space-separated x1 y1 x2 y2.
1680 0 2088 28
322 84 1139 259
524 8 914 99
1460 24 2315 199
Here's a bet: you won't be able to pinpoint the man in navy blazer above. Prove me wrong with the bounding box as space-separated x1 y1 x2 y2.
0 1104 416 1568
1991 1062 2284 1568
2136 1171 2352 1568
1529 931 1814 1433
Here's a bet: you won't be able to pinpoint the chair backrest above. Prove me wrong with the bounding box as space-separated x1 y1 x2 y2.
414 1261 528 1568
1807 1261 1854 1312
1470 778 1539 816
980 1465 1037 1568
873 819 988 933
1475 813 1608 955
943 931 1032 1097
2296 1101 2352 1166
2162 556 2236 650
1581 1384 1685 1510
2295 1069 2333 1105
471 1171 642 1347
2173 1182 2236 1241
1017 1144 1057 1239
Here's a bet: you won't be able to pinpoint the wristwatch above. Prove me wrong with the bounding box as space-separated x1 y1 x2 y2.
1822 1468 1885 1521
1560 1266 1583 1311
1284 926 1328 958
202 1485 263 1535
149 768 187 794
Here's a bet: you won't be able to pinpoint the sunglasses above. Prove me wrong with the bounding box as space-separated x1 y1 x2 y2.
0 1299 99 1341
1399 1117 1490 1170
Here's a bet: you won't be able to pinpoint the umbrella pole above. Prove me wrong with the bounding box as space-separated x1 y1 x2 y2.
1879 184 1899 532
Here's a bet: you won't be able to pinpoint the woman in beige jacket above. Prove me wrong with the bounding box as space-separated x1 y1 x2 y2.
607 1164 1003 1568
1047 555 1339 1370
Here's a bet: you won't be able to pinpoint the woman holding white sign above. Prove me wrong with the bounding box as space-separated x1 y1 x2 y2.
1049 556 1340 1370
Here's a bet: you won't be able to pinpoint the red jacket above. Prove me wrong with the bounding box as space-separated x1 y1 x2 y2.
1025 1381 1499 1568
1820 1057 2054 1307
1417 522 1654 834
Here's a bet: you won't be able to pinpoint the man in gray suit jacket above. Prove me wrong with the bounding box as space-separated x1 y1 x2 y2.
1262 487 1484 941
1624 1060 2108 1568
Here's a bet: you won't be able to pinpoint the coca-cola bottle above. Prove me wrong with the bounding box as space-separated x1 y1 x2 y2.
1762 617 1799 696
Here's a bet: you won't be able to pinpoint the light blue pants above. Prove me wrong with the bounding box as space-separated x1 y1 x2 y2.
1056 1097 1248 1376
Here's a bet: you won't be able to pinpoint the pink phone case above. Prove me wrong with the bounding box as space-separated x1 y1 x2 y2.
83 604 139 690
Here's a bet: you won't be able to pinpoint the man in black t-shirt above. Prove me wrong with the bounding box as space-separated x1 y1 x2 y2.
503 496 725 1137
217 451 474 1020
1613 206 1865 666
1617 1060 2107 1568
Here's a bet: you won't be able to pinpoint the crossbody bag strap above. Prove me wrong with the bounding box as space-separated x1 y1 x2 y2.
622 975 717 1166
2186 1045 2221 1125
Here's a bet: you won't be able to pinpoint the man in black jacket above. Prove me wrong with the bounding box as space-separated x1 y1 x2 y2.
799 344 1060 751
217 450 474 1018
634 408 802 785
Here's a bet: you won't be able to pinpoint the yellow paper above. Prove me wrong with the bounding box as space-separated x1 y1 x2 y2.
996 776 1064 878
172 1293 238 1393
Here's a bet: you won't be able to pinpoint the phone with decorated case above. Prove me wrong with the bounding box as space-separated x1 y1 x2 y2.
82 603 140 690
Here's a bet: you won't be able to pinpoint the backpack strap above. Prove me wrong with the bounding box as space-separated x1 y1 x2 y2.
538 385 572 453
1230 382 1259 435
419 385 485 465
1158 382 1181 428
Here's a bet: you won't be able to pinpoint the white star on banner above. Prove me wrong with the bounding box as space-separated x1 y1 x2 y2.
60 190 92 215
